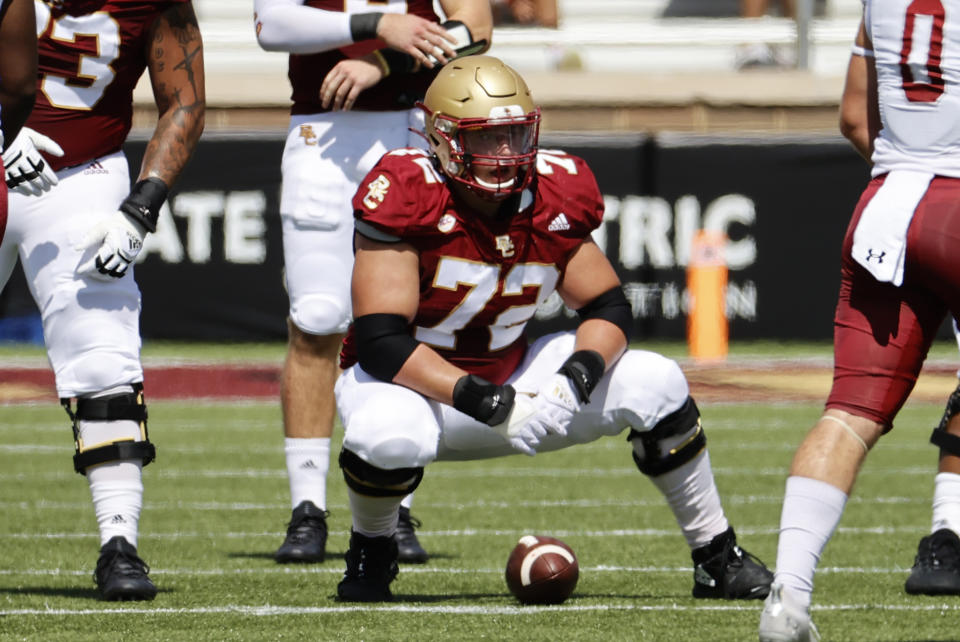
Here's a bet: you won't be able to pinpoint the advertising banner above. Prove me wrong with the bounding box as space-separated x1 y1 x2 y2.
0 132 878 342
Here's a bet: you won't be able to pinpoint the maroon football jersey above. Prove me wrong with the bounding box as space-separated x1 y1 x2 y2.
288 0 440 115
26 0 188 171
341 148 605 384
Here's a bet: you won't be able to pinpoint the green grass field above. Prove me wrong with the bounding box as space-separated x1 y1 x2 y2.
2 385 959 640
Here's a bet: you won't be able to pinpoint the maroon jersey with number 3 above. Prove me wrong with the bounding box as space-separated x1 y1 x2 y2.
26 0 188 171
288 0 440 115
341 148 605 384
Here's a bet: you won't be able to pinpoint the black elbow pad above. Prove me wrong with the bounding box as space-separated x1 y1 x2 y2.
354 313 420 382
576 286 633 342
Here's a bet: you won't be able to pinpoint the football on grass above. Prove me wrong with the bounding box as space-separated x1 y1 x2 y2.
505 535 579 604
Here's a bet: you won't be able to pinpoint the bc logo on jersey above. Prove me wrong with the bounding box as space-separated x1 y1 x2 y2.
495 235 515 258
362 175 391 210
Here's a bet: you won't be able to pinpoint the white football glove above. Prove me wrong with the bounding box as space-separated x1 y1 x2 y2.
2 127 64 196
77 211 148 280
522 373 581 439
490 392 542 456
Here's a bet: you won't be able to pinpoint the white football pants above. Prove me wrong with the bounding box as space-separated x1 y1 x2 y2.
280 109 426 336
335 331 692 469
0 151 142 397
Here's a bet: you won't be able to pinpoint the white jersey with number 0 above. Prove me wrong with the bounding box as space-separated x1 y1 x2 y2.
868 0 960 177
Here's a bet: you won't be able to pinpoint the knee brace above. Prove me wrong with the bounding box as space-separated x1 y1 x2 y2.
627 397 705 477
61 383 156 475
931 382 960 457
339 448 423 498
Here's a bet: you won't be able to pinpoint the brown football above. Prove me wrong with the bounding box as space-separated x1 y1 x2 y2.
505 535 579 605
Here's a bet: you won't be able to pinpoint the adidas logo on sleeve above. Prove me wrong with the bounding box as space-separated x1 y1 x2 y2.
547 213 570 232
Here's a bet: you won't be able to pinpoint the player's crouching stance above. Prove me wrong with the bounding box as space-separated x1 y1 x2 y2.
333 55 773 602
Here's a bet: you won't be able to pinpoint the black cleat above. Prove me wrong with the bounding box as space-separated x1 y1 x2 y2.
905 528 960 595
395 506 429 564
337 531 399 602
94 536 157 601
275 501 329 563
691 526 773 600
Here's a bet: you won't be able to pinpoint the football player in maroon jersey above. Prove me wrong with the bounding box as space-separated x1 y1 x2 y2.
254 0 492 566
332 55 773 602
0 0 204 600
0 0 38 241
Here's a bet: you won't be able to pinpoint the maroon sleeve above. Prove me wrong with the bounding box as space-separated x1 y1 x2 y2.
353 149 448 240
565 154 605 233
532 151 605 241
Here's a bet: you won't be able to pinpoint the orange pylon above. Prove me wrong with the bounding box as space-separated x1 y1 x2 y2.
687 230 728 362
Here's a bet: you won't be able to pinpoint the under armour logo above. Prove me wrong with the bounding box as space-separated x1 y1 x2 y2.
865 249 886 263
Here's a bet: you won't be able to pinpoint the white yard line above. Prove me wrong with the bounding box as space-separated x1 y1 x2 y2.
0 525 930 540
0 564 914 578
1 602 958 617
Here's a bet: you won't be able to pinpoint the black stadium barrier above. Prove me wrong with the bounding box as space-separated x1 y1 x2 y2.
0 131 890 342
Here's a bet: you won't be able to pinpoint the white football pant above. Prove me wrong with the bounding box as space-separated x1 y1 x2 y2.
0 151 143 397
336 331 692 468
280 109 426 336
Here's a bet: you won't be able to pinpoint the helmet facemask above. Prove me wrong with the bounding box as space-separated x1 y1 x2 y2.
429 108 540 199
420 56 541 201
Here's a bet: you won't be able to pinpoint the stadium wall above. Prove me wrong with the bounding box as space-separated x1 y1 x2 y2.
0 131 876 342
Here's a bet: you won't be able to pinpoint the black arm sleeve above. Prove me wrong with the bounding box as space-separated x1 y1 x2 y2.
354 313 420 382
575 285 633 342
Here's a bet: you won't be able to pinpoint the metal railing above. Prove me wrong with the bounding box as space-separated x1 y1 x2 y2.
796 0 816 70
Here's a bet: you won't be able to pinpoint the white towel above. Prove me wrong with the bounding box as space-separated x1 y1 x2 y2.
851 169 933 286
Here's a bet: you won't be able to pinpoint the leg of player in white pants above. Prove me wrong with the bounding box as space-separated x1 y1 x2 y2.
336 332 773 600
276 110 429 563
1 152 156 599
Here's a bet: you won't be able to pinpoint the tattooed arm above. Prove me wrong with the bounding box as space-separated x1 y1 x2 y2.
77 2 205 280
76 3 205 280
140 1 205 187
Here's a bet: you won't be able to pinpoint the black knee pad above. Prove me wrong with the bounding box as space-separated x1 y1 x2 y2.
62 383 156 475
339 448 424 498
931 382 960 457
628 396 705 477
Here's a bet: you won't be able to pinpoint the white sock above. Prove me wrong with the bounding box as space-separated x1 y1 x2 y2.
774 476 848 608
932 472 960 534
401 493 414 510
77 394 144 549
348 489 400 538
644 451 729 549
284 437 330 510
88 468 144 548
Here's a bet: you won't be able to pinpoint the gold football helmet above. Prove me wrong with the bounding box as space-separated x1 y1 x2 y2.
419 55 541 198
